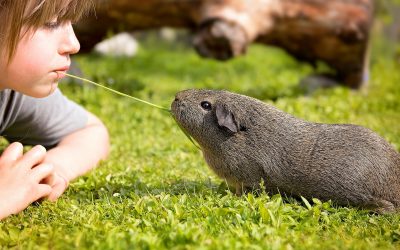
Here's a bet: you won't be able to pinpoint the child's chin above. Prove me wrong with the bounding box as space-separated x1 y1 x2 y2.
48 81 59 94
33 83 58 98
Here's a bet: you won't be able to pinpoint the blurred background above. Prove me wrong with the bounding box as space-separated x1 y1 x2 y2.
374 0 400 59
71 0 400 91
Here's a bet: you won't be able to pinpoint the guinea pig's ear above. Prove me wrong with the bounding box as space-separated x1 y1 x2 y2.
216 103 239 133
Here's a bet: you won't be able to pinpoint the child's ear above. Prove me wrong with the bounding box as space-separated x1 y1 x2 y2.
215 103 239 133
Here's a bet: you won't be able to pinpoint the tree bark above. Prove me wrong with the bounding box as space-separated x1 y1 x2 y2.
75 0 374 88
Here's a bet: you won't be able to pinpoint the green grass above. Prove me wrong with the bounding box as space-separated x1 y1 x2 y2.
1 37 400 249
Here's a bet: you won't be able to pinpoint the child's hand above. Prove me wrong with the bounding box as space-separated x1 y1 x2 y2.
0 142 54 220
43 172 69 201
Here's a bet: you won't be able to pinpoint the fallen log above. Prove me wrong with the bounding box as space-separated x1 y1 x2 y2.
75 0 374 89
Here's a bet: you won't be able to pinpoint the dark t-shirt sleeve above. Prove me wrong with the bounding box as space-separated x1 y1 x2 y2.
0 89 88 147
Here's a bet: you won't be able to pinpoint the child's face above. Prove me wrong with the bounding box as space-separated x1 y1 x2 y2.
0 20 80 98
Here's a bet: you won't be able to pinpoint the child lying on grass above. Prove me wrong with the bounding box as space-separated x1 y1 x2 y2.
0 0 109 220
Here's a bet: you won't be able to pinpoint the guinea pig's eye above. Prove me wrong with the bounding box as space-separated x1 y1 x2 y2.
200 101 212 111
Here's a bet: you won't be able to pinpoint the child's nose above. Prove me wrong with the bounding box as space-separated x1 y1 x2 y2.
59 22 80 55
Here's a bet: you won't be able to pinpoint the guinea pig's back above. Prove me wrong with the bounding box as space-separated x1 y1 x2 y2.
300 123 400 206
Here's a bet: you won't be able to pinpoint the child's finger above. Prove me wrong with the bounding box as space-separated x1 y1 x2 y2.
33 184 53 202
0 142 24 165
18 145 47 169
46 173 69 201
31 163 54 183
47 182 66 201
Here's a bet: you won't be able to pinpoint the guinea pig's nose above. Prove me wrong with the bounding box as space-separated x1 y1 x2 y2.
174 90 191 102
174 92 184 102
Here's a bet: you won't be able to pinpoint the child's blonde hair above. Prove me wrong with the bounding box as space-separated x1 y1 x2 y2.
0 0 93 61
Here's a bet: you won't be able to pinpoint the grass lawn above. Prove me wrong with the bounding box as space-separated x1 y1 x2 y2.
1 35 400 249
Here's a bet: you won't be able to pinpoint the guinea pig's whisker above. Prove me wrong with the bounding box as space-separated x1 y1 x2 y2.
64 73 170 112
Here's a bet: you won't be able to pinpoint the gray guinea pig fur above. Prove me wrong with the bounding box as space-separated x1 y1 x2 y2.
171 89 400 213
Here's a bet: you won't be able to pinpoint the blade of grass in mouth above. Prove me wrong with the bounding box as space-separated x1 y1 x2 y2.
64 73 201 150
64 73 170 112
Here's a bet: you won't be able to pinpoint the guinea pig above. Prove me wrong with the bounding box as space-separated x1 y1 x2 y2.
171 89 400 213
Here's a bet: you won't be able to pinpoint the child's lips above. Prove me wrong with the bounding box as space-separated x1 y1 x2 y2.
55 65 69 70
55 67 69 79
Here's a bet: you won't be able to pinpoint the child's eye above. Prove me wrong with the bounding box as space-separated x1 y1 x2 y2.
44 21 61 30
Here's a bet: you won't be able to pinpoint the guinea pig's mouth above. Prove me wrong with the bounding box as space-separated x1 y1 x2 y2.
171 100 187 127
170 100 181 119
170 100 202 150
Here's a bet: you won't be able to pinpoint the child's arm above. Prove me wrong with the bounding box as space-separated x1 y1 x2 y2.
42 112 109 201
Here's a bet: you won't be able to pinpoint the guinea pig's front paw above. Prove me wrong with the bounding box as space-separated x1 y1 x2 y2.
235 183 244 196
